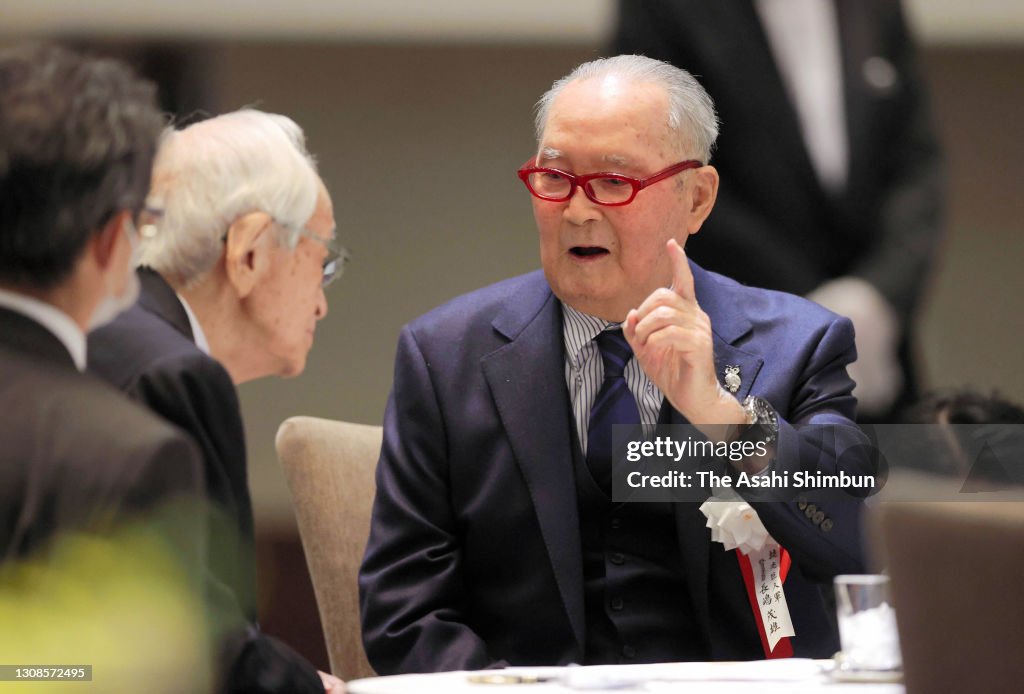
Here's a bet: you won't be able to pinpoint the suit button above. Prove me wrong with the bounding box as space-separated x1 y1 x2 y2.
821 518 834 533
805 503 817 519
812 510 825 526
621 645 636 659
610 518 622 530
797 496 808 510
610 552 625 565
610 597 624 611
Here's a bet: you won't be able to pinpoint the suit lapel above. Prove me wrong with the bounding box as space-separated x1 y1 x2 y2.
137 267 194 341
481 275 585 652
836 0 877 203
717 0 824 196
693 263 764 400
671 263 765 639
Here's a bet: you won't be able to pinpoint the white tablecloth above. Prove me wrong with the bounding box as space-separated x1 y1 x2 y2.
348 660 904 693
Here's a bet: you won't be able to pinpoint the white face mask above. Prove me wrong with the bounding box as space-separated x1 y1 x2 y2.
87 218 143 331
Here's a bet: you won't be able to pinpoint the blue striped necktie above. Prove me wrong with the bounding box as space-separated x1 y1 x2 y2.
586 329 642 496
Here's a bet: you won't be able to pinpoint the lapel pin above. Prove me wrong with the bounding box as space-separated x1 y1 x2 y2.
724 365 741 394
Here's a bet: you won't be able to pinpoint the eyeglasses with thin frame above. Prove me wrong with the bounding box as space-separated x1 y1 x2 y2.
289 224 349 288
517 159 703 206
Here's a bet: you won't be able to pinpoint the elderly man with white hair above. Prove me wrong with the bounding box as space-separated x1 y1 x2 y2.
89 109 344 693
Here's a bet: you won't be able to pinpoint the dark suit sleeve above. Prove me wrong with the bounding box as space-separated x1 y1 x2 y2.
124 358 323 691
117 426 209 583
360 326 501 674
119 433 312 690
127 353 256 614
742 316 873 581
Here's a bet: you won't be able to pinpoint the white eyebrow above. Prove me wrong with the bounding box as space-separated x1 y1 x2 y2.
539 147 562 162
538 149 629 169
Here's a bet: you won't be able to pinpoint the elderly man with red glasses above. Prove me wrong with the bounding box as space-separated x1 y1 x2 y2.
361 55 874 674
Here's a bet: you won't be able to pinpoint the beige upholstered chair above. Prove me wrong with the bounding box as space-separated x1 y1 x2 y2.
275 416 382 681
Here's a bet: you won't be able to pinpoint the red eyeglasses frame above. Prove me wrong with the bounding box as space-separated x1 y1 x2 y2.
517 158 703 206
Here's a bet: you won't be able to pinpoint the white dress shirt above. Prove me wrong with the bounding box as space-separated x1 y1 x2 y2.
562 302 663 454
176 292 210 355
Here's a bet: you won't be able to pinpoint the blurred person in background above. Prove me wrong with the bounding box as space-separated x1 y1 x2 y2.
612 0 946 421
0 43 214 691
896 388 1024 488
88 109 345 693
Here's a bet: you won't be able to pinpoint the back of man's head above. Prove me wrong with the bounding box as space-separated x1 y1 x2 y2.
0 43 164 290
140 109 319 286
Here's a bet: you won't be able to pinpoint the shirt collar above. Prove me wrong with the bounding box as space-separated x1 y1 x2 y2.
561 302 620 367
176 293 210 355
0 287 87 370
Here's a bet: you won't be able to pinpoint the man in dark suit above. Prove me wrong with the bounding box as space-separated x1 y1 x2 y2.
360 55 874 672
88 110 344 693
612 0 945 419
0 42 205 565
0 44 212 685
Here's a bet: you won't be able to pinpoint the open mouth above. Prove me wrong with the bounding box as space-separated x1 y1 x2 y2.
570 246 609 258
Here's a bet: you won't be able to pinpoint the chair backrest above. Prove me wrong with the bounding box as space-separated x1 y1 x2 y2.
275 416 381 681
874 500 1024 694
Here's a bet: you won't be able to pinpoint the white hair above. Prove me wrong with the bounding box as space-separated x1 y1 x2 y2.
534 55 720 163
139 108 319 284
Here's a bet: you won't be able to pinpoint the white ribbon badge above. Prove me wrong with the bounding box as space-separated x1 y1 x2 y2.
700 492 796 651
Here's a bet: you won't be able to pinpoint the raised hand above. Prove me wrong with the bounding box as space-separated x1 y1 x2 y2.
623 239 745 437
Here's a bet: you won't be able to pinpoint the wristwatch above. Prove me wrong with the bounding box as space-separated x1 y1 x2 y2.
742 395 779 444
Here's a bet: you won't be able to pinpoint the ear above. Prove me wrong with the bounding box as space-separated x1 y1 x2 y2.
91 210 133 271
684 164 720 235
223 212 275 299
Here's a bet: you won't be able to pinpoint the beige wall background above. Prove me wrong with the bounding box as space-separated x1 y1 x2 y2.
5 0 1024 43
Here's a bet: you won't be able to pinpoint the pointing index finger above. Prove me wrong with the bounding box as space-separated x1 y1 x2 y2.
667 238 697 303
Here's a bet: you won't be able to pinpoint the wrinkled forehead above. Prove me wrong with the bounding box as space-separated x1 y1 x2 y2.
539 77 677 163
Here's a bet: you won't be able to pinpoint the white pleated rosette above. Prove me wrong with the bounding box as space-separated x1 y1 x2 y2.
699 488 775 555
